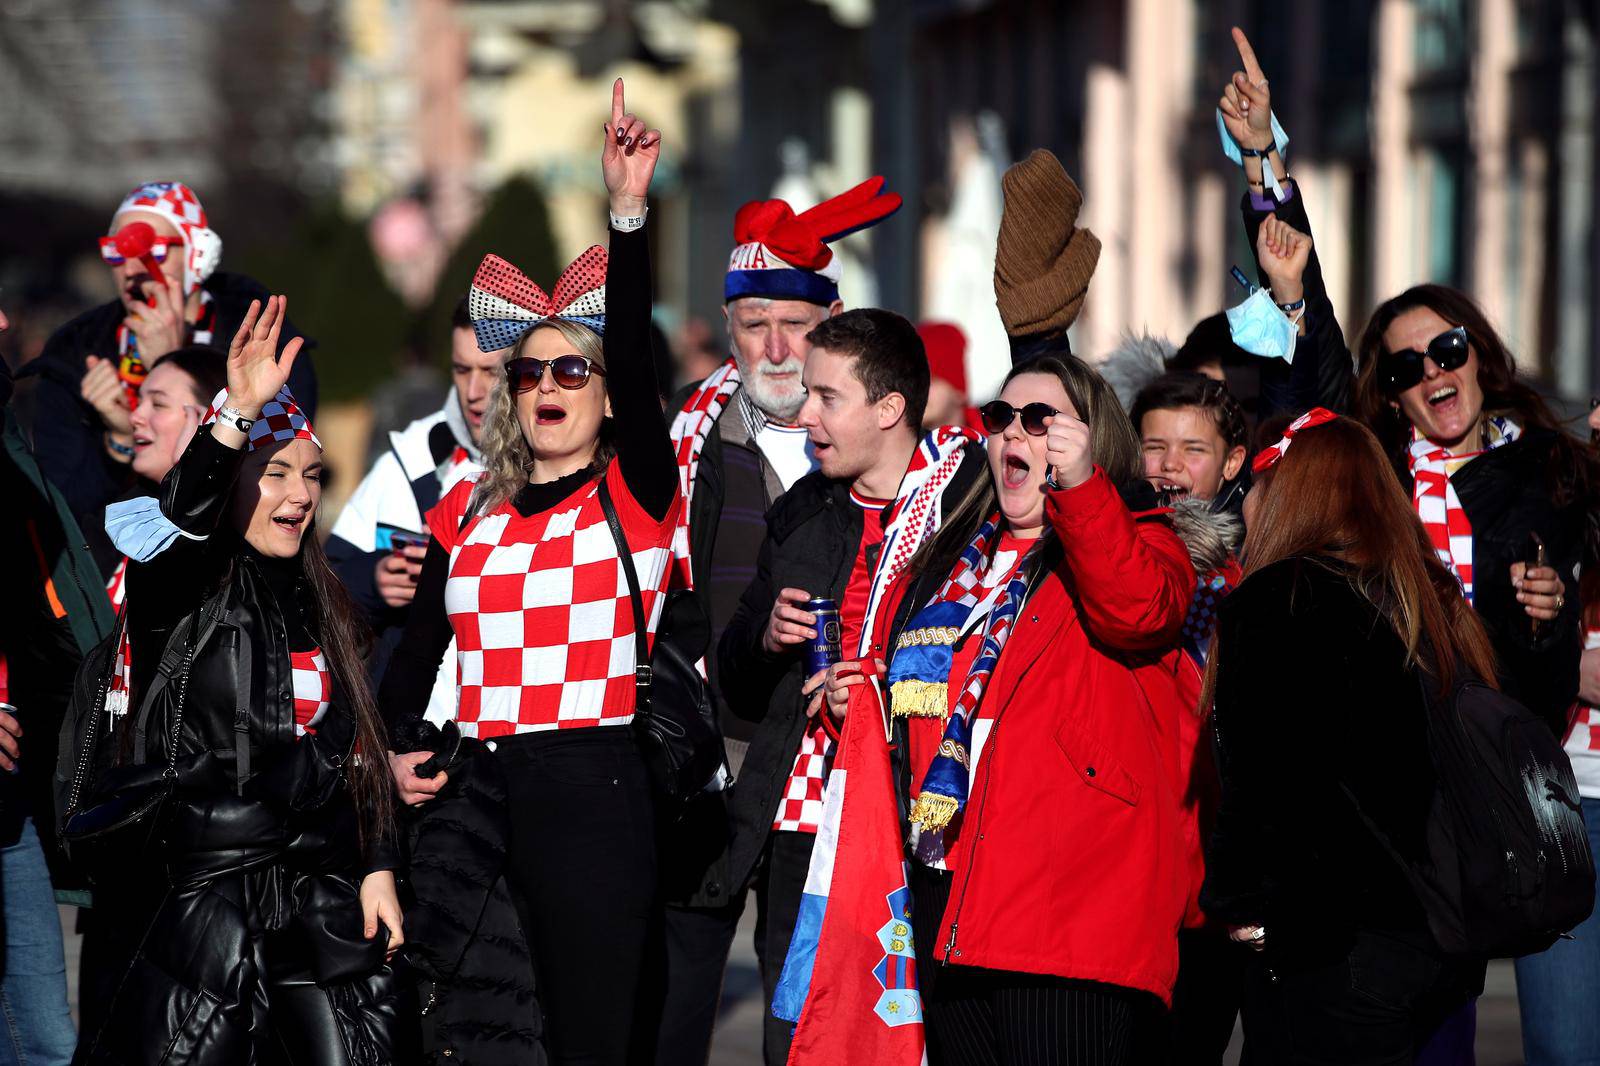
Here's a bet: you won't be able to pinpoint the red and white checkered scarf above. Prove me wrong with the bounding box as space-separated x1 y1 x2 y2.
1405 416 1519 604
667 359 742 586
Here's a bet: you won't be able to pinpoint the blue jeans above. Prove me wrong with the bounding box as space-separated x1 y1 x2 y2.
0 817 76 1066
1515 796 1600 1066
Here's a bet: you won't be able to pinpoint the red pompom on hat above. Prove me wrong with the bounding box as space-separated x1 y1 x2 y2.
917 322 968 394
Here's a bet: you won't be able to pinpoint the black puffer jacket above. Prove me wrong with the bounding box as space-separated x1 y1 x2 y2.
11 271 318 572
389 721 545 1066
1389 427 1584 733
63 427 405 1065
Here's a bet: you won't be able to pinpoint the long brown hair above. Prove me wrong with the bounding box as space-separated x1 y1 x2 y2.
1210 416 1497 705
301 528 394 846
1354 284 1597 510
908 354 1142 582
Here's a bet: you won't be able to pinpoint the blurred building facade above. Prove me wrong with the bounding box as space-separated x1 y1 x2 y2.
2 0 1594 409
330 0 1597 407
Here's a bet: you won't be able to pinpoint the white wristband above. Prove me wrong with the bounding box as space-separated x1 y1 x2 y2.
609 207 648 233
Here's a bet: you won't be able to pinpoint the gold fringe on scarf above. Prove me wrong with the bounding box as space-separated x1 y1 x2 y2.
889 679 949 718
910 792 960 832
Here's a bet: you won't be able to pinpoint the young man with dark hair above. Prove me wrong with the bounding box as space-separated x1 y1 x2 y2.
715 306 977 1065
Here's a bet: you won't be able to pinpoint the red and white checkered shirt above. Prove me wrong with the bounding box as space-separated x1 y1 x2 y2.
291 647 330 737
425 461 681 740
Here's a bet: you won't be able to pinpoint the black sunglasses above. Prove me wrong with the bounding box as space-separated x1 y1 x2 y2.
505 355 606 393
980 400 1058 437
1379 326 1471 394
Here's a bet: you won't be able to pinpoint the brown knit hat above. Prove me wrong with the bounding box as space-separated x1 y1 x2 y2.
993 149 1102 338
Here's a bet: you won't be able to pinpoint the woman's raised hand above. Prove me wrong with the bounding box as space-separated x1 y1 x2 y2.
224 295 303 416
601 78 662 217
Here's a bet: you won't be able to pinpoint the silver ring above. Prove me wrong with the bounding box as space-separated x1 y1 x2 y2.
1250 927 1266 941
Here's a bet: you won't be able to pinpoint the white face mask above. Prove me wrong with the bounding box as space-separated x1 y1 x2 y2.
1224 287 1297 362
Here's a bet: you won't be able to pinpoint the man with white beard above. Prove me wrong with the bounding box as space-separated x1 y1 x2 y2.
642 178 902 1065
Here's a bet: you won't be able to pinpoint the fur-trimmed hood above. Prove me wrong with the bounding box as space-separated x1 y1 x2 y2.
1166 496 1242 577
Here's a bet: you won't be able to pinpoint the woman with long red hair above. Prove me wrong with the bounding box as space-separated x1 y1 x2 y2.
1201 412 1499 1063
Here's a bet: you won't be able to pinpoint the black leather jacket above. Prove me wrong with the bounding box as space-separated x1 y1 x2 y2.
72 427 405 1064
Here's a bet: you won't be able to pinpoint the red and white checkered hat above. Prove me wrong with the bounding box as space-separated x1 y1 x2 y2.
203 386 320 451
112 181 223 295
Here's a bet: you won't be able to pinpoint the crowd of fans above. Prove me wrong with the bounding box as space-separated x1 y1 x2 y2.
2 31 1599 1066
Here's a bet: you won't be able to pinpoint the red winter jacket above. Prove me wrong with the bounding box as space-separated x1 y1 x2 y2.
882 469 1197 1004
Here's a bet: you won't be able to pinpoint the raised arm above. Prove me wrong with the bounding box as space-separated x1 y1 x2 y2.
601 78 676 521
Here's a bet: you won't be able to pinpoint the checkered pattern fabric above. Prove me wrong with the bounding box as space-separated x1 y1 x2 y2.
202 386 320 451
103 563 132 721
667 359 743 587
115 181 220 294
468 248 608 352
291 648 331 737
425 462 680 739
1181 561 1241 666
106 557 128 609
773 719 832 833
1405 417 1519 605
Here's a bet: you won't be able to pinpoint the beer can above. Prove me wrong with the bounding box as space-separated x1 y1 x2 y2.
804 598 843 676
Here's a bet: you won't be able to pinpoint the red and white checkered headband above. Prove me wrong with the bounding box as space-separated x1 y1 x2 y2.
1252 407 1338 473
203 387 321 451
112 181 222 295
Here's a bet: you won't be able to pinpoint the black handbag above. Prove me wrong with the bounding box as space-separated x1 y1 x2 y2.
596 480 725 807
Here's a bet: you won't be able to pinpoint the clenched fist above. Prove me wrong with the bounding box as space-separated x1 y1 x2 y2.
1044 413 1093 490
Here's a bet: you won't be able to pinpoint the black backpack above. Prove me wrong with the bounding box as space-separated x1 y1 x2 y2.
1349 665 1595 958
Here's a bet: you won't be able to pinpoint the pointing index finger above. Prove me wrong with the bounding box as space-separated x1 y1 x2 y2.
611 78 626 128
1232 26 1266 86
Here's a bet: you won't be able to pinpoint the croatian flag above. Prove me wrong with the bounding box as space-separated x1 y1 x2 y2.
771 664 926 1065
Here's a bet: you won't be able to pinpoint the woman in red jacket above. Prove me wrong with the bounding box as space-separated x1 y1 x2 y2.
829 354 1197 1065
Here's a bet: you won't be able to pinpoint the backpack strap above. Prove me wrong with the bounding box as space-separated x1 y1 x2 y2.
596 479 651 714
131 590 227 766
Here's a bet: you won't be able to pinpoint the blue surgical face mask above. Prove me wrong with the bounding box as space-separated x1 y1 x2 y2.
105 496 206 562
1225 287 1297 362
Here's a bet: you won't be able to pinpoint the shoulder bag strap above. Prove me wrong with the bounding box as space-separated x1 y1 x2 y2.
233 624 252 795
596 479 651 713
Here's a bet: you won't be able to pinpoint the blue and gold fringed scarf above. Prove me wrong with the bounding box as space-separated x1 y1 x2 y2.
886 515 1041 831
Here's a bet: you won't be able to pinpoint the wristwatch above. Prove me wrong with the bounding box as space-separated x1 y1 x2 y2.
215 404 256 435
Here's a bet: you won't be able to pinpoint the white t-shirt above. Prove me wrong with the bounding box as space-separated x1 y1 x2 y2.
756 422 818 490
1565 627 1600 800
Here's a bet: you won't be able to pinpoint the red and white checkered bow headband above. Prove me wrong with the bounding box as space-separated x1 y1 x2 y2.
1252 407 1338 473
203 387 321 451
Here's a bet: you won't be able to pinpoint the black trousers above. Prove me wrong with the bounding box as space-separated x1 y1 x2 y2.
1140 926 1249 1066
497 727 658 1066
910 863 1141 1066
1238 929 1478 1066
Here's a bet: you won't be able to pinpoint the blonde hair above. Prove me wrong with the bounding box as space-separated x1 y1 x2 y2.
471 318 611 514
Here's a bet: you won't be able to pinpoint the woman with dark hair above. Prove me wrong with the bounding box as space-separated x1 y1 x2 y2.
73 296 405 1064
825 353 1196 1064
1353 284 1585 732
1201 412 1500 1063
378 81 678 1064
100 345 227 604
1354 289 1596 1062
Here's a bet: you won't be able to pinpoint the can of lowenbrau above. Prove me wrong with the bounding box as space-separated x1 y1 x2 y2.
804 598 843 676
